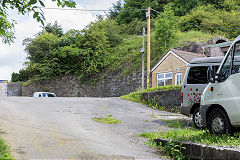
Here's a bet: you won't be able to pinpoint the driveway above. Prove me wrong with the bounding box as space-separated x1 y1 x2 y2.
0 97 179 159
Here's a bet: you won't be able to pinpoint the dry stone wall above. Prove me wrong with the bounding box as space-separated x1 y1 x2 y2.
7 83 22 96
142 89 181 107
22 71 147 97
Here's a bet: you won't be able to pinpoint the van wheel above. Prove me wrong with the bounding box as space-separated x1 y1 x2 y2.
193 108 203 129
208 108 233 135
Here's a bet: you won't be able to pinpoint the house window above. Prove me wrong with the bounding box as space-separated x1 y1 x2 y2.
157 72 172 86
175 73 182 86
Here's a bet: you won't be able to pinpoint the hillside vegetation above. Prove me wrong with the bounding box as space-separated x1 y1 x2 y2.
11 0 240 82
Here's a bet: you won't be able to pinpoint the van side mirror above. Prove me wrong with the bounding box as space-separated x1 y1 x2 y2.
208 66 215 83
215 73 221 82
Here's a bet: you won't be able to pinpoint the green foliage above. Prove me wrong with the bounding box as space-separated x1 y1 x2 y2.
109 36 143 74
161 119 186 128
0 0 75 44
0 138 13 160
115 0 171 24
38 21 64 37
11 72 20 82
141 127 240 147
162 141 186 160
154 4 177 52
92 114 122 124
13 19 123 82
174 30 219 47
108 0 122 20
171 0 199 16
178 5 240 38
12 0 240 83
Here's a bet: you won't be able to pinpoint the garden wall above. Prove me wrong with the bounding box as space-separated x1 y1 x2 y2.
141 89 181 107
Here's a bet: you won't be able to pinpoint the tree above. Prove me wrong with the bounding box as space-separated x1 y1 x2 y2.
0 0 75 44
39 21 64 37
115 0 172 24
154 4 177 52
178 4 240 38
108 0 123 20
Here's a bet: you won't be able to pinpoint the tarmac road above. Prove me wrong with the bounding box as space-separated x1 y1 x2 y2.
0 97 175 159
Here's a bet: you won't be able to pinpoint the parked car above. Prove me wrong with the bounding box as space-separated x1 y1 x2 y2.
200 35 240 134
181 56 223 128
33 92 56 97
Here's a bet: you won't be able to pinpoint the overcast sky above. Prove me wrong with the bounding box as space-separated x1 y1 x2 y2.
0 0 118 81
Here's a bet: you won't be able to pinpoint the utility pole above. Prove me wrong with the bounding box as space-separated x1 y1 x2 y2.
141 28 145 90
147 7 151 88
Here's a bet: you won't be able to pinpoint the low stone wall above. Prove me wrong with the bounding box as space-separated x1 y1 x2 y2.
141 89 181 107
22 71 147 97
7 83 22 96
154 138 240 160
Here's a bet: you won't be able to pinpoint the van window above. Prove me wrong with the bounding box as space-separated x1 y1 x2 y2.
219 47 233 81
187 66 209 84
187 66 219 84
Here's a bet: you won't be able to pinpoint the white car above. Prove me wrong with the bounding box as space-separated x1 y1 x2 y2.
33 92 56 97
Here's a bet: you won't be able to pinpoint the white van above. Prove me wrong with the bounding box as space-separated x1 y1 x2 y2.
200 35 240 134
33 92 56 97
181 57 223 128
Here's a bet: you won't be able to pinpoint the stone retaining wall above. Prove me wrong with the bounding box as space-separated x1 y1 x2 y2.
22 71 147 97
7 83 22 96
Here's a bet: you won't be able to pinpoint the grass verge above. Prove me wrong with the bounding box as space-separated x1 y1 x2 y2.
161 119 186 128
140 127 240 147
92 114 122 124
0 138 13 160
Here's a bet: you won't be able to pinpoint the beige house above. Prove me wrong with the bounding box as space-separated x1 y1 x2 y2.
151 49 205 87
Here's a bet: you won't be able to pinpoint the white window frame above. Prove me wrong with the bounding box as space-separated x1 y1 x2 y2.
157 72 172 86
175 73 182 86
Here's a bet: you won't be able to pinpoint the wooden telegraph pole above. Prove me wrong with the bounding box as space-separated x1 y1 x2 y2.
141 28 145 90
147 7 151 88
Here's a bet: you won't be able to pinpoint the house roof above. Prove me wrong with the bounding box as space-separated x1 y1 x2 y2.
151 49 205 72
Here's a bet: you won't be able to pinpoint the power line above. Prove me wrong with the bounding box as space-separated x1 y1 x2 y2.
41 7 147 12
41 7 240 30
151 8 240 30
